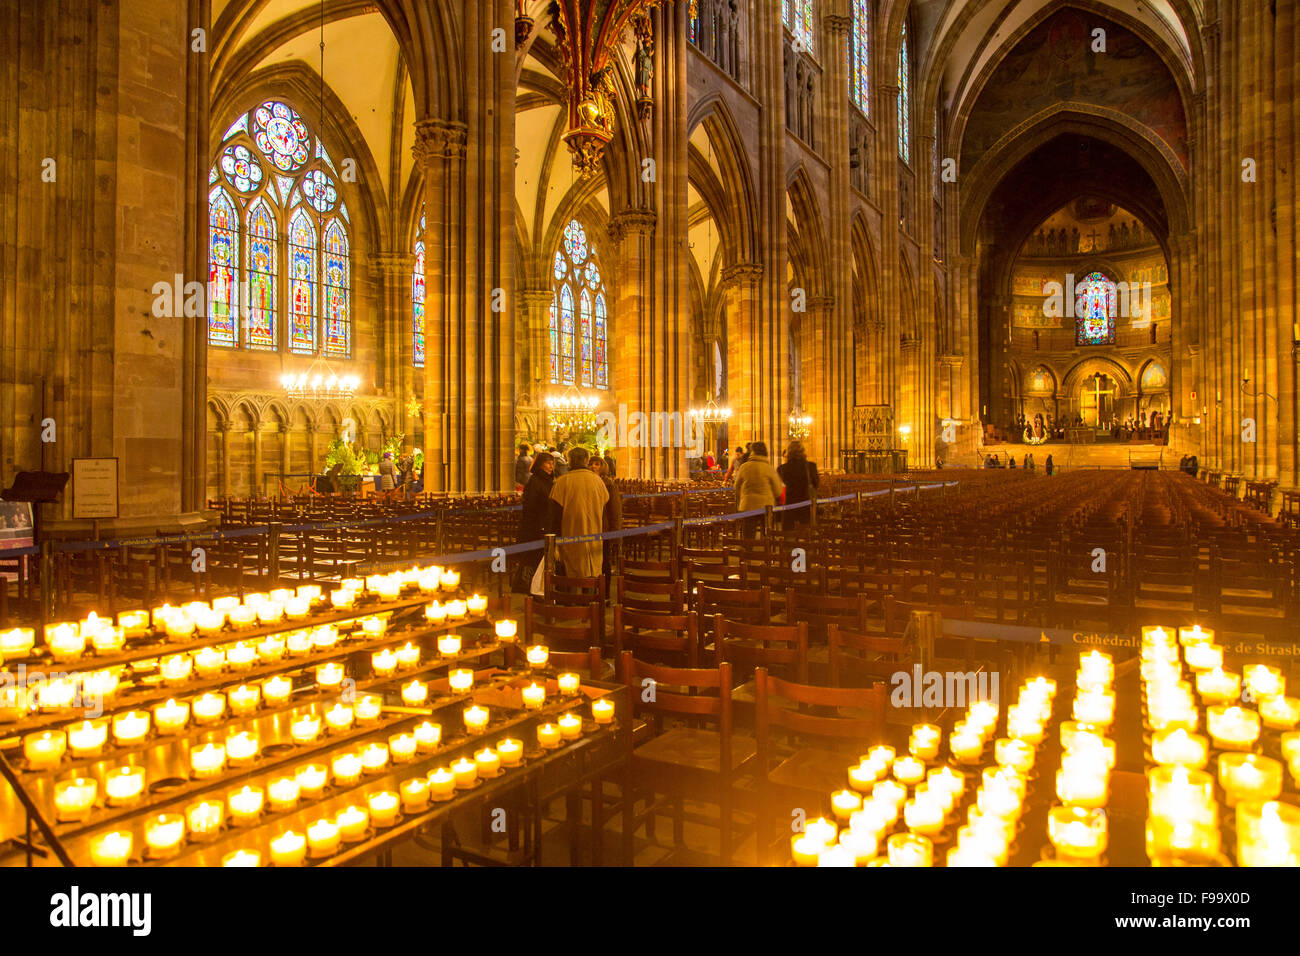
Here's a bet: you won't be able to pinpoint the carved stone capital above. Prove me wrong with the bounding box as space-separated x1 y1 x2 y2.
370 251 416 279
824 15 852 37
412 119 468 167
721 262 763 286
519 287 555 310
607 209 658 242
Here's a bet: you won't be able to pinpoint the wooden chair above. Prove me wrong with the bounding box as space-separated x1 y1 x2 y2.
613 606 699 667
753 667 889 865
524 596 603 653
543 570 607 643
616 554 678 584
616 576 686 614
619 653 755 865
785 589 870 637
716 617 809 684
827 623 915 687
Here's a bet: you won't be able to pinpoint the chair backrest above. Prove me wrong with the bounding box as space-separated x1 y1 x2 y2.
545 645 603 678
786 589 870 635
696 584 772 624
883 597 974 639
716 616 808 682
524 596 602 651
614 606 698 667
617 555 678 583
617 576 686 614
827 623 914 687
545 570 608 609
754 666 888 762
620 652 734 770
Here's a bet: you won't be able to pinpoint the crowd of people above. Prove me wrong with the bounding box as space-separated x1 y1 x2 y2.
512 438 821 594
995 409 1172 444
984 452 1055 475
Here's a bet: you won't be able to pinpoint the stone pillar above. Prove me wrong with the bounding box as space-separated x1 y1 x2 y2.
518 287 554 426
722 263 764 448
218 422 231 500
415 1 515 493
802 296 834 464
0 0 207 531
372 252 417 451
608 210 658 479
822 12 854 471
752 0 790 457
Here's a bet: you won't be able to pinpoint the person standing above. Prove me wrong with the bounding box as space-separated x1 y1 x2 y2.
378 452 397 492
589 456 622 592
514 444 533 491
777 441 819 528
554 442 570 476
733 440 783 538
603 450 617 478
723 446 745 482
549 447 608 578
719 448 730 475
514 453 557 592
1045 454 1054 476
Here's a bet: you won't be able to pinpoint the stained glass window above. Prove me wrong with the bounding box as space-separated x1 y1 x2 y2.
898 22 911 161
208 188 238 347
1075 272 1117 345
579 289 594 386
595 294 608 388
548 296 559 384
413 207 426 369
253 101 310 172
206 99 351 356
785 0 815 53
322 221 350 356
688 0 699 44
220 144 263 194
287 209 317 354
245 199 277 349
852 0 870 115
550 219 609 388
559 285 576 385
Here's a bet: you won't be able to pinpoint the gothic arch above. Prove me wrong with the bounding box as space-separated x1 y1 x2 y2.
212 64 391 253
1062 355 1135 393
687 95 760 266
959 107 1191 257
786 167 830 298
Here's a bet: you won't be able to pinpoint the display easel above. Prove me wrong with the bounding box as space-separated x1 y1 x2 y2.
2 470 70 634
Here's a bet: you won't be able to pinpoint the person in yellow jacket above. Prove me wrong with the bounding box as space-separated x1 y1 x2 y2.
549 446 609 578
732 440 783 538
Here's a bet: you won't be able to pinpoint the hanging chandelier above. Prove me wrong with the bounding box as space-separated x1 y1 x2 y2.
689 396 732 425
546 387 600 434
281 363 361 401
788 408 812 440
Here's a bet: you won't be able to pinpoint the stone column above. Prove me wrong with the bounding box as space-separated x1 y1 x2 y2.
802 296 834 464
372 251 417 450
218 422 231 500
721 263 764 447
822 12 854 470
518 286 554 424
751 0 791 457
608 210 658 479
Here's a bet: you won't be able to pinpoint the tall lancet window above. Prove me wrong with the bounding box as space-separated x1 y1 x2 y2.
851 0 870 115
898 22 911 161
413 206 426 368
206 100 352 354
549 219 608 388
